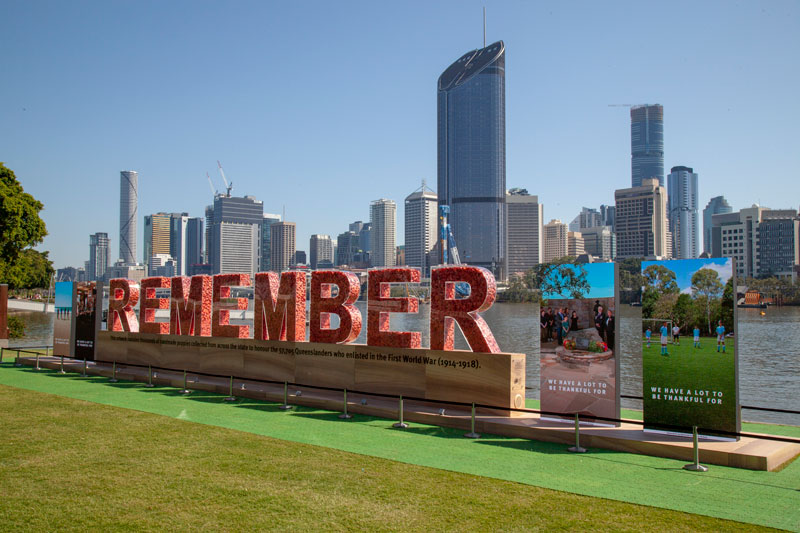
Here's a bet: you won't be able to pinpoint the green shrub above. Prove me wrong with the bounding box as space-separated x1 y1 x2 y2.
7 315 24 338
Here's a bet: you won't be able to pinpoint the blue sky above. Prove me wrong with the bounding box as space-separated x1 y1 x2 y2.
54 281 73 309
642 258 733 293
2 1 798 269
543 263 615 299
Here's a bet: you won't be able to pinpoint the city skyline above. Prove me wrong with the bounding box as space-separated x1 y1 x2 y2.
2 1 798 269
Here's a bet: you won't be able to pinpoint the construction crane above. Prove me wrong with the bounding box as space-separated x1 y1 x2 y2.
206 172 217 197
217 160 233 197
438 205 469 297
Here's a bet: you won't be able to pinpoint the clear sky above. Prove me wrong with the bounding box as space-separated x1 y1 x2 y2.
2 0 798 269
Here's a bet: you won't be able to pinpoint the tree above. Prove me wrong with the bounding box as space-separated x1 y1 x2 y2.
691 268 724 334
642 264 679 293
523 257 589 301
0 249 54 290
0 163 47 264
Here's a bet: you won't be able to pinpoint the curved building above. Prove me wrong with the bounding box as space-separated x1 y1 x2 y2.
437 41 506 278
631 104 664 187
119 170 138 265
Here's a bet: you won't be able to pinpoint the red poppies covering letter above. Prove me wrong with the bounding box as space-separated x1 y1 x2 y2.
108 278 140 332
212 273 251 338
138 277 171 334
309 271 362 344
254 271 306 341
170 275 212 336
367 268 421 348
430 266 500 353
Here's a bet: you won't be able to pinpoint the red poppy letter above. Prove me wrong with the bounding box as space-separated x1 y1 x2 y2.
108 278 140 332
170 275 212 336
309 271 362 344
367 268 421 348
254 271 306 341
212 273 251 338
139 277 171 334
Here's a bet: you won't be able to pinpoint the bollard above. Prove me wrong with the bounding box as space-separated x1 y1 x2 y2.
223 376 236 402
464 403 481 438
567 412 587 453
81 357 88 377
393 395 408 429
35 352 40 371
338 389 352 419
278 381 292 410
108 361 118 382
59 355 66 374
145 365 155 387
179 370 190 394
683 426 709 472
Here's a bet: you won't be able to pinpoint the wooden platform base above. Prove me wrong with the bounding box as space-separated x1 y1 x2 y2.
14 357 800 472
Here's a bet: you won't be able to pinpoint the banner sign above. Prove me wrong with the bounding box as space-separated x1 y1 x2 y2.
640 258 739 436
74 281 102 360
539 262 618 422
53 281 76 357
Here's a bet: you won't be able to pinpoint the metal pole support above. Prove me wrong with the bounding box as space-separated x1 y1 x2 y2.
464 403 481 438
393 395 408 428
567 413 587 453
338 389 352 419
81 357 88 377
683 426 709 472
145 365 155 387
35 352 40 371
179 369 191 394
108 361 118 382
223 376 236 401
0 347 3 363
279 381 292 410
14 349 22 367
59 355 66 374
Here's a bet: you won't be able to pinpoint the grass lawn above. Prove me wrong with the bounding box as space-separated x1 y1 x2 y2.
643 337 737 433
0 383 779 532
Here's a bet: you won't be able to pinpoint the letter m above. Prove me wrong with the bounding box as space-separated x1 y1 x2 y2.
254 271 306 341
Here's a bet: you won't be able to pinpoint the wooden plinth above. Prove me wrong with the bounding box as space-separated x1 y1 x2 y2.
17 356 800 472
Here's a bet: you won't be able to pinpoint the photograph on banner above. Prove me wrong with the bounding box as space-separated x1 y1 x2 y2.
53 281 75 357
539 262 616 422
74 281 100 360
641 257 738 436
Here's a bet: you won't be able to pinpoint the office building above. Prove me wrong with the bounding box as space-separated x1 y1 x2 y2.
185 217 203 272
615 178 669 259
370 199 396 267
143 213 171 267
119 170 138 264
506 190 542 275
204 205 214 264
438 41 506 278
293 250 306 266
270 221 296 272
712 206 799 279
567 231 585 257
667 166 699 259
405 185 438 276
582 226 615 261
336 231 360 267
631 105 664 187
543 219 568 263
149 253 176 278
169 213 190 276
600 204 616 231
208 195 263 276
88 232 110 281
569 207 602 232
261 213 281 272
309 234 333 270
359 222 372 263
703 196 732 255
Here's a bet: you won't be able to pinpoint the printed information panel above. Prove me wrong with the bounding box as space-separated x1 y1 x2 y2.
96 331 526 411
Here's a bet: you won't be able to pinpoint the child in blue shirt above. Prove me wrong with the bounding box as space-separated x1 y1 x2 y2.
693 326 701 348
660 323 669 356
716 321 726 353
645 327 651 348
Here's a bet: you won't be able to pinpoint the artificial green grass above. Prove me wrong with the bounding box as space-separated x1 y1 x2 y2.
1 364 798 531
1 385 773 532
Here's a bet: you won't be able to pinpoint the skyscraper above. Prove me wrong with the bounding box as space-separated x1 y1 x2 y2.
543 219 568 263
88 232 110 281
505 190 542 275
309 234 333 270
261 213 281 272
438 41 506 278
270 222 296 272
370 199 396 267
631 105 664 187
119 170 138 265
667 166 699 259
185 217 203 272
703 196 732 255
615 178 669 259
143 213 171 267
208 195 263 276
404 185 437 276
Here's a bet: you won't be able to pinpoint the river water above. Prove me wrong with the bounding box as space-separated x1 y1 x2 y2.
8 303 799 425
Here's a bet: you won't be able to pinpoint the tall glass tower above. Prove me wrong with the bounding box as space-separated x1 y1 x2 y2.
631 104 664 187
437 41 506 278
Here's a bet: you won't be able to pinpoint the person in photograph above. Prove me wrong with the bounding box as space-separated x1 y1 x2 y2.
594 305 606 340
561 310 570 342
556 308 565 346
660 322 669 356
605 309 615 351
593 300 601 315
716 320 726 353
540 310 548 343
546 307 555 342
693 325 701 348
645 327 652 348
672 323 681 345
571 310 579 331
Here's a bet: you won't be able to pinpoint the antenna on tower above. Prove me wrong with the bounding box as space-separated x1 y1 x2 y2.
282 205 285 221
483 6 486 48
